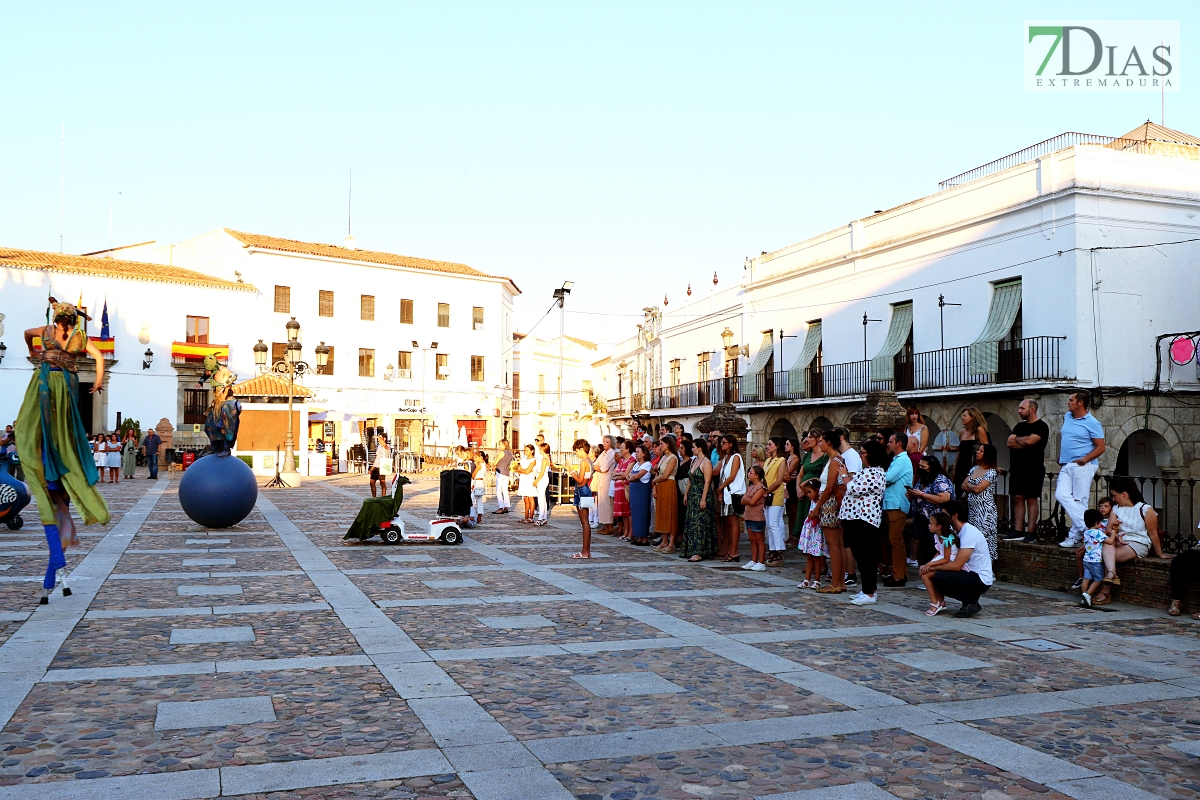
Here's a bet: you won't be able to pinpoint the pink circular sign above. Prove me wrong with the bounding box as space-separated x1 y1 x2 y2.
1170 336 1197 366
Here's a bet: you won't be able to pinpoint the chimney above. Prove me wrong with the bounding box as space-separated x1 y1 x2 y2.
344 235 356 251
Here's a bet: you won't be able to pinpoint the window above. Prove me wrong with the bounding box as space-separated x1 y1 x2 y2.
437 303 450 327
183 388 208 425
398 350 412 377
538 374 545 393
400 298 414 325
471 355 485 382
358 348 375 377
274 286 290 313
361 295 375 321
697 352 710 383
320 345 335 375
271 342 287 364
436 353 449 380
582 379 592 398
186 316 209 344
669 359 680 386
319 290 334 317
473 307 484 330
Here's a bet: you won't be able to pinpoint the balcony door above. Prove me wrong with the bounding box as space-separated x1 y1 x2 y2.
998 306 1024 383
893 328 915 392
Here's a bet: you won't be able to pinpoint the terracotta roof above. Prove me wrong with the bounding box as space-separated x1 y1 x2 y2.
0 247 254 291
566 336 597 350
232 372 314 399
1116 121 1200 146
225 229 521 293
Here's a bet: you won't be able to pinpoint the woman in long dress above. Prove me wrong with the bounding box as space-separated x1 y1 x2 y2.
515 444 538 523
651 435 680 553
626 444 653 545
681 439 718 562
791 430 829 539
121 429 138 479
16 301 111 603
954 408 990 495
93 435 106 481
611 440 634 541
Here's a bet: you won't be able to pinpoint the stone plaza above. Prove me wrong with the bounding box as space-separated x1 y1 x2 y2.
1 474 1198 800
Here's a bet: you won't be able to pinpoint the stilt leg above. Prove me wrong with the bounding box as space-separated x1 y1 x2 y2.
42 524 66 604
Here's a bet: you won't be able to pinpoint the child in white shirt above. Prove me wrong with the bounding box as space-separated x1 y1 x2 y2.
1079 508 1111 608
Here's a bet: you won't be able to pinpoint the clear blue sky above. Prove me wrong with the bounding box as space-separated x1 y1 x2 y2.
1 2 1192 339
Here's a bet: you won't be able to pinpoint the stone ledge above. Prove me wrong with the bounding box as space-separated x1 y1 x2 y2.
995 540 1187 610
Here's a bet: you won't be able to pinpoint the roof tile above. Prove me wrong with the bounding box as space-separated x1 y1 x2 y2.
0 248 254 292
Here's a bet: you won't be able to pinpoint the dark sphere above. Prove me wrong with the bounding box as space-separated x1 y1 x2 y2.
178 454 258 528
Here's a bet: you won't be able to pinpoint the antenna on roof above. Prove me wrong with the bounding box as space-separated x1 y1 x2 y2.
344 168 355 250
59 123 64 253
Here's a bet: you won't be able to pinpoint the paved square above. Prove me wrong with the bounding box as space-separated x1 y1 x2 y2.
475 614 557 629
628 571 689 581
0 474 1190 800
169 626 256 644
178 584 243 596
572 671 687 697
884 650 994 672
423 578 484 589
728 602 803 617
154 696 277 730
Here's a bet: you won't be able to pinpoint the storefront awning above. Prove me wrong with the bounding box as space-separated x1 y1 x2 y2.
969 280 1022 375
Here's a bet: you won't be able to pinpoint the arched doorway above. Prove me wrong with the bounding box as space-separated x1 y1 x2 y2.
770 418 798 441
808 416 834 433
983 413 1012 473
1115 429 1172 507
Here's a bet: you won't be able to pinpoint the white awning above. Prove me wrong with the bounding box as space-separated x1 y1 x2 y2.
969 281 1022 374
869 303 913 381
738 330 774 398
786 321 822 397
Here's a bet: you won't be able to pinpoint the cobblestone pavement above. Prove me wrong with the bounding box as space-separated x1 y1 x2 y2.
1 471 1198 799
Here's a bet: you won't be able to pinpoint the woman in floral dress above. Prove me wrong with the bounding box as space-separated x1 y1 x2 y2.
961 442 999 560
680 439 718 562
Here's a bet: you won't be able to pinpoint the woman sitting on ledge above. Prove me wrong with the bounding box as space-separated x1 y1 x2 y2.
1092 476 1164 606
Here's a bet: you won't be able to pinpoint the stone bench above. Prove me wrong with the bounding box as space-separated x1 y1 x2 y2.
995 539 1189 610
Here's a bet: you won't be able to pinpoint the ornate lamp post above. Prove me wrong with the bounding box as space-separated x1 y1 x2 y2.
255 318 315 488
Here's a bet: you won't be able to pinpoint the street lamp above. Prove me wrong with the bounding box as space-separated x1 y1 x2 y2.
0 341 7 365
262 318 311 488
412 341 438 455
142 348 153 370
552 281 573 459
314 342 330 374
862 312 882 361
937 294 961 350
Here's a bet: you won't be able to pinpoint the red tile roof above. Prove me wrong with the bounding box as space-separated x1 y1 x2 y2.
0 247 254 291
225 229 520 293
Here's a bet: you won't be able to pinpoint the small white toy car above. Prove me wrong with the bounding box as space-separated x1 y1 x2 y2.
378 516 463 546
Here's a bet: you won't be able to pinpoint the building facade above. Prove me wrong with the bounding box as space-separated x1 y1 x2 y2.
600 122 1200 534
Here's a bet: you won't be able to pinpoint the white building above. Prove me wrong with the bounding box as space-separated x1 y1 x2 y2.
119 229 521 456
600 122 1200 520
510 332 611 453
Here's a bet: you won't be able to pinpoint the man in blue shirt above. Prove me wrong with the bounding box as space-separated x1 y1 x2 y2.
1055 392 1106 547
882 432 914 586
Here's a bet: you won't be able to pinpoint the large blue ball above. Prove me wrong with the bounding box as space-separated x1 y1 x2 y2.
178 454 259 528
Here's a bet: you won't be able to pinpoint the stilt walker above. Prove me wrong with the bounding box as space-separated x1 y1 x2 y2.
15 299 111 604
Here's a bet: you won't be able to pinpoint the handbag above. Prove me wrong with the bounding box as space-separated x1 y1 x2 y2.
578 496 596 509
731 493 744 515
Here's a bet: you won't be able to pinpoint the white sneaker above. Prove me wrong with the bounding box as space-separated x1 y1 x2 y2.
850 593 877 605
906 558 919 569
1059 536 1082 548
741 561 755 570
750 562 767 572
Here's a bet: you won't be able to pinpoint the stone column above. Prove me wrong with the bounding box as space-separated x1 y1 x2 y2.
846 391 908 445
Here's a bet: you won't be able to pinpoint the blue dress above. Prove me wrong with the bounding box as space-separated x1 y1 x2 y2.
628 463 652 541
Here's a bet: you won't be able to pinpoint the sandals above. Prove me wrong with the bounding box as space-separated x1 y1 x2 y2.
1169 600 1183 616
1102 572 1121 586
798 580 811 589
688 555 703 563
569 552 590 559
816 585 845 594
925 602 946 617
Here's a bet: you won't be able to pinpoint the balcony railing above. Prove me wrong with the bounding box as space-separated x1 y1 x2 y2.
656 336 1067 408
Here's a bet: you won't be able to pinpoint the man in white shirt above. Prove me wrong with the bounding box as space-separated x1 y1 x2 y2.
919 500 994 618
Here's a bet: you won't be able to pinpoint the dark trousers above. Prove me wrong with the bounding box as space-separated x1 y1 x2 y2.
931 570 990 605
843 518 881 595
1170 550 1200 600
147 454 159 478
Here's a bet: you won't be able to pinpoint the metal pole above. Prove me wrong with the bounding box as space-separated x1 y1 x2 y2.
557 296 565 460
283 361 297 478
862 313 868 361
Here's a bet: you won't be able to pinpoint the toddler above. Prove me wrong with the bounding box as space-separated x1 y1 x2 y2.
796 478 828 588
1079 508 1111 608
1073 498 1112 589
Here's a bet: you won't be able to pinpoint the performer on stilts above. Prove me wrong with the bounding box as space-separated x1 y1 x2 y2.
15 299 111 604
